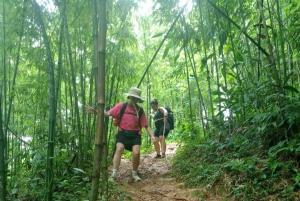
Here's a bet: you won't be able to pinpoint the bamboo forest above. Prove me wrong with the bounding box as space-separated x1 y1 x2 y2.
1 0 300 200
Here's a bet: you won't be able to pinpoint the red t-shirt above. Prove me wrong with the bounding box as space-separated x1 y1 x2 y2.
109 102 148 134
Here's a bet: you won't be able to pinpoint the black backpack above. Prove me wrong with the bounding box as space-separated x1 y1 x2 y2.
164 106 174 130
119 102 144 128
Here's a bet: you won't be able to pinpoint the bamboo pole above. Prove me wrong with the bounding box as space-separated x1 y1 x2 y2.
90 0 107 200
0 92 6 201
32 1 56 200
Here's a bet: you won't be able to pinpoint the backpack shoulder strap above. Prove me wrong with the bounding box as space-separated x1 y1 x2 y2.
138 106 144 129
138 107 143 118
119 102 128 121
120 102 144 129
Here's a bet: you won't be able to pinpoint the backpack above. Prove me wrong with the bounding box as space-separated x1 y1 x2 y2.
113 102 144 128
164 106 174 130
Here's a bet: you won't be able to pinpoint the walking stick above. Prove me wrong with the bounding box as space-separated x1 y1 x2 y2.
162 122 166 157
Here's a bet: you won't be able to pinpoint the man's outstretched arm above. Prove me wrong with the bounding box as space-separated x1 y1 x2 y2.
84 105 111 117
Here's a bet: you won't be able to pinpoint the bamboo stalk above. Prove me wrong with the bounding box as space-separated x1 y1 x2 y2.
61 0 84 168
0 92 7 201
32 1 56 200
90 0 107 200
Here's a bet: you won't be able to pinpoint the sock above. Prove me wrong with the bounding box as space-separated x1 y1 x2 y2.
132 170 138 176
111 169 117 177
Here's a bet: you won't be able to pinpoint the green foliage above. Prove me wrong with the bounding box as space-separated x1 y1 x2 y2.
170 120 203 142
118 193 132 201
2 0 300 199
173 135 300 200
173 91 300 199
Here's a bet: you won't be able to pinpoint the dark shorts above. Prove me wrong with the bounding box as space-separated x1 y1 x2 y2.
154 123 170 137
116 131 142 151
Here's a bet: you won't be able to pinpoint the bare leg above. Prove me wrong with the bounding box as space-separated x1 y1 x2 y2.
154 137 160 154
113 143 125 169
132 145 141 171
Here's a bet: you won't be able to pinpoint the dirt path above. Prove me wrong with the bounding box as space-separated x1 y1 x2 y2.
110 143 225 201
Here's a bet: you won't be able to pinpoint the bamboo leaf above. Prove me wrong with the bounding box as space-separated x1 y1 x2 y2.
231 62 243 68
234 53 244 62
285 72 295 84
227 72 237 79
221 67 226 78
201 64 206 72
211 90 226 96
11 189 18 195
242 50 249 54
283 85 299 93
219 98 229 102
163 44 170 59
271 72 277 81
174 53 180 63
206 53 214 60
73 168 85 174
152 32 164 38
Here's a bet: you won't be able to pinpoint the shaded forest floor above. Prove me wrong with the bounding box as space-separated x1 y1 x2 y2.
109 143 229 201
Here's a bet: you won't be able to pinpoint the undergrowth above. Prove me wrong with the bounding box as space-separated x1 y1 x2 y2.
7 151 131 201
173 92 300 200
173 137 300 200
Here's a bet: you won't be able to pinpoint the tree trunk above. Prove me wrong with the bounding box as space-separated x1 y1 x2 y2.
87 68 95 150
80 40 87 163
90 0 107 200
6 1 25 137
197 0 213 127
101 116 109 199
61 0 84 169
32 1 56 200
184 46 207 136
275 0 286 85
2 0 8 181
54 0 64 148
184 48 194 129
87 0 98 153
0 93 6 201
91 0 99 100
147 73 151 146
257 0 282 94
2 0 7 132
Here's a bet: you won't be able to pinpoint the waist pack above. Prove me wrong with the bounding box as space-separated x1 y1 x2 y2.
122 130 139 139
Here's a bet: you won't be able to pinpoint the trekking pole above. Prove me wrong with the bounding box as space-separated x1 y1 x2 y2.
162 122 166 158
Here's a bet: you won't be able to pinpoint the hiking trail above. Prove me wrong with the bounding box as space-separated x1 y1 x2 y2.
110 143 227 201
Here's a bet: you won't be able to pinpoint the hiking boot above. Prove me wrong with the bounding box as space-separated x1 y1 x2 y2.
162 153 166 158
132 174 142 182
154 154 161 159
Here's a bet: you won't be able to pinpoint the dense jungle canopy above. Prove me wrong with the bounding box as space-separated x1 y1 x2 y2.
1 0 300 200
